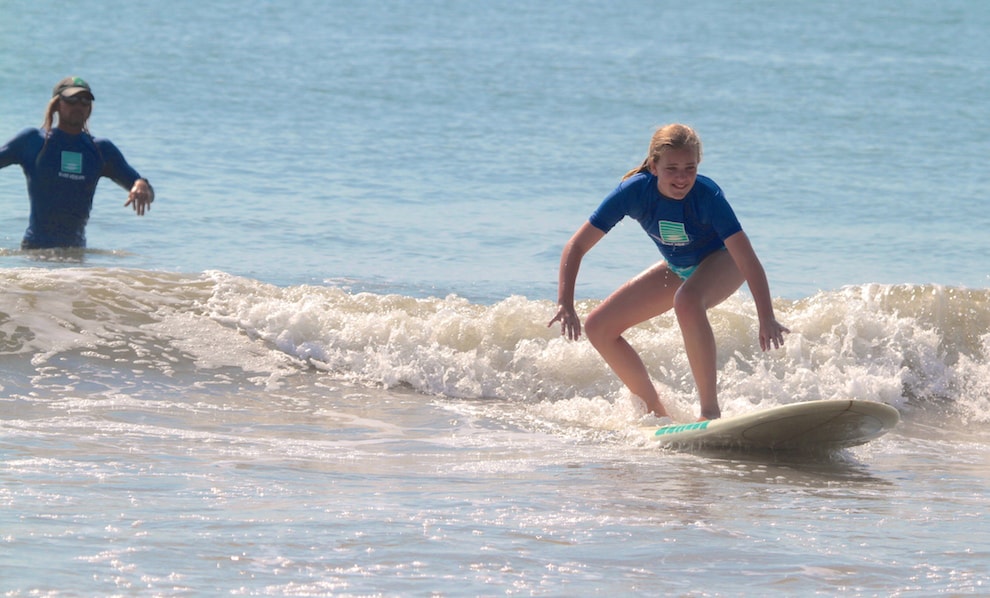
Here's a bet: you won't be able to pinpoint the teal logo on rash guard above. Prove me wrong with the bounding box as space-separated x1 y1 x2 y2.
61 151 83 174
658 220 690 245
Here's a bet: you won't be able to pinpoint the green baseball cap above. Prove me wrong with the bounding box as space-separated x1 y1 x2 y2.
53 76 95 100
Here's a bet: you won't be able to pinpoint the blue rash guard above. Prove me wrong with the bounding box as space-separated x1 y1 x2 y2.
0 127 143 248
589 172 743 271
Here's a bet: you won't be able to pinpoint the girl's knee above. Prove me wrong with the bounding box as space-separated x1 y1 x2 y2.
672 286 702 319
584 309 607 346
584 307 626 348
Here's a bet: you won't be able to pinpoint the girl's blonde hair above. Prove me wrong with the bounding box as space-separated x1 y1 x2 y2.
622 123 703 180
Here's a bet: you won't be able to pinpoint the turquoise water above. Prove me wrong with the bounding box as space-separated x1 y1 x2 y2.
1 1 989 595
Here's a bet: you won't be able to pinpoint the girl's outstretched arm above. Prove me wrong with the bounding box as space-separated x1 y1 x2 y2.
548 222 605 340
723 231 789 351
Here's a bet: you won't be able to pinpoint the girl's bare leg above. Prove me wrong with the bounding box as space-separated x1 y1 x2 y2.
673 250 745 420
584 262 681 417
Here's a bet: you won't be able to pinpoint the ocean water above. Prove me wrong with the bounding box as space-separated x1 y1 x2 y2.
1 0 989 595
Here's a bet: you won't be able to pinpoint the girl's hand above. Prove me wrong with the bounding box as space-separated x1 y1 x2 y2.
759 318 789 351
548 304 582 341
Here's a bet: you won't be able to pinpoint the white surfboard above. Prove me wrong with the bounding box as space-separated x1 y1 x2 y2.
641 399 900 452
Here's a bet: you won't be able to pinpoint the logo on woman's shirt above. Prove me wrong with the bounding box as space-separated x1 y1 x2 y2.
58 151 86 180
60 151 83 174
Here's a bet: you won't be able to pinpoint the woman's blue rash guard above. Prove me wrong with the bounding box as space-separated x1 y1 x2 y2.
588 172 743 272
0 127 142 248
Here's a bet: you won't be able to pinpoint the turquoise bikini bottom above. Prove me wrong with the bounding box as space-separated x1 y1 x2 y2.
668 263 698 281
667 248 728 281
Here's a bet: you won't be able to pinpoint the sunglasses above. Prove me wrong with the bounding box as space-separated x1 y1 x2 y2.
60 95 93 106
